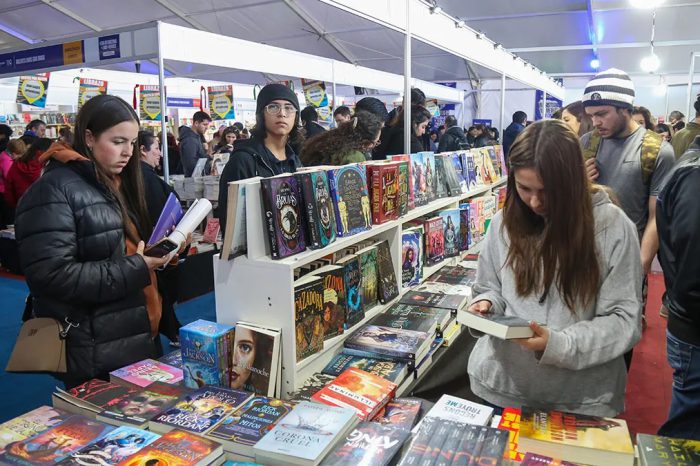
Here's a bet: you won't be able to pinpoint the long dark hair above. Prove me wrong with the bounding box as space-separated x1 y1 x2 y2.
390 105 432 132
74 95 151 243
633 106 655 130
502 119 600 310
19 137 51 163
250 104 303 148
300 110 382 166
563 100 594 136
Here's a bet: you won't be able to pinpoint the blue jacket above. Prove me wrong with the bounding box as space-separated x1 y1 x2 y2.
502 122 526 161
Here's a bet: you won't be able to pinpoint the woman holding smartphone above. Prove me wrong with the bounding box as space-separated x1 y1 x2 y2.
15 95 170 389
467 120 643 417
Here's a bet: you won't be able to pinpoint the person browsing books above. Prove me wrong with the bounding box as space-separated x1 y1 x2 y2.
14 95 173 389
217 83 303 233
467 119 643 417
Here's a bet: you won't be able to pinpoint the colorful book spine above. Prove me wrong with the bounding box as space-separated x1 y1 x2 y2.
369 162 400 224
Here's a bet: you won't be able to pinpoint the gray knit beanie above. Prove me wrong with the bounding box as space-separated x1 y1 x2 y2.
582 68 635 110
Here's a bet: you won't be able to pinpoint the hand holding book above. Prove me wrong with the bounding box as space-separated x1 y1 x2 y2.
513 321 549 352
468 299 493 315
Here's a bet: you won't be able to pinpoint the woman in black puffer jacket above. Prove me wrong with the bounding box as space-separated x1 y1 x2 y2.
15 95 171 389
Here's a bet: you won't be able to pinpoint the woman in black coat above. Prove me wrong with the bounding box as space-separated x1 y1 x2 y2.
380 105 432 157
15 95 171 388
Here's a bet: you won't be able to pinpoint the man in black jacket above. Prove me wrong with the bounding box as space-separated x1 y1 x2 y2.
179 111 211 177
218 84 303 232
502 111 527 160
656 135 700 440
438 116 468 153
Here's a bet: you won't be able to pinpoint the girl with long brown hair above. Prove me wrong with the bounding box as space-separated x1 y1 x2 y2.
467 119 643 417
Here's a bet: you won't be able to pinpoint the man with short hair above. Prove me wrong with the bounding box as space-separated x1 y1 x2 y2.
22 119 46 143
438 115 468 152
466 126 478 147
502 111 527 159
333 105 352 126
671 97 700 158
179 111 212 177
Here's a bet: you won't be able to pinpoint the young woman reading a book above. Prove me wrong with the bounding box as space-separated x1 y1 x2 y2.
15 95 172 389
467 119 643 417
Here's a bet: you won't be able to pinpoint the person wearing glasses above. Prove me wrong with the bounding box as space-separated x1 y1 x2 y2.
217 83 303 232
300 110 383 166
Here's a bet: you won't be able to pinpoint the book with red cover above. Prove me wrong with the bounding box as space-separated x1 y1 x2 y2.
424 216 444 266
498 407 525 463
52 379 140 417
311 367 397 421
202 218 220 243
368 162 400 225
116 429 223 466
388 155 413 210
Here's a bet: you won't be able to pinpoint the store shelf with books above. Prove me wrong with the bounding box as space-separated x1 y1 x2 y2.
213 176 505 399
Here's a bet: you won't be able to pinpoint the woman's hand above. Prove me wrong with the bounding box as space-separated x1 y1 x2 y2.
514 321 550 352
136 241 171 270
468 300 492 315
177 233 193 255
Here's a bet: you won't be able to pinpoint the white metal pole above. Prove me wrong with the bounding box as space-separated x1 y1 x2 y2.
688 52 698 122
332 61 337 126
499 72 506 135
157 22 169 183
542 90 547 120
403 0 412 154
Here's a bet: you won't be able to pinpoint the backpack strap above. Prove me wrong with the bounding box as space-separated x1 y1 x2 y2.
582 130 601 161
640 129 663 186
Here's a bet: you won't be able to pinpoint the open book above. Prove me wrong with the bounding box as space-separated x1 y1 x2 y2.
147 192 183 246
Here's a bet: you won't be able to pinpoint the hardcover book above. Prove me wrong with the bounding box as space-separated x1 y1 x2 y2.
312 368 397 421
357 245 379 311
231 322 281 397
424 216 445 266
253 401 357 466
0 415 114 466
336 254 365 328
289 373 336 402
297 170 337 249
498 407 525 464
370 310 438 336
375 240 399 304
321 354 407 384
636 433 700 466
52 379 140 418
97 382 188 429
149 386 253 435
327 165 372 237
401 227 423 287
294 275 325 362
521 452 585 465
396 161 410 216
0 406 70 452
519 408 635 466
180 319 234 389
372 398 422 430
116 429 223 466
459 203 472 251
313 265 346 340
414 394 493 431
423 152 437 202
399 290 468 313
320 422 410 466
410 153 428 207
207 396 295 458
221 177 261 261
158 350 182 369
343 324 431 362
368 162 399 224
451 153 468 194
457 310 535 339
55 425 159 465
109 359 183 390
260 174 307 259
433 155 449 199
439 208 461 258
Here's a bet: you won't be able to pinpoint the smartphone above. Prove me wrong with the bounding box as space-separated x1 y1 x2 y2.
144 238 179 258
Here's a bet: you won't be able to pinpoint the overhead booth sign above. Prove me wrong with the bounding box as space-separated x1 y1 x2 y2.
140 85 161 121
208 85 235 120
78 78 107 109
302 78 332 126
16 73 50 108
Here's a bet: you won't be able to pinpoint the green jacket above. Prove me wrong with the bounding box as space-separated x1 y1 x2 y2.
671 121 700 159
335 150 367 165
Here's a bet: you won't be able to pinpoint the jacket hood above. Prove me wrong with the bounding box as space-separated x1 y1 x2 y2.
592 188 612 207
39 141 88 164
12 158 43 178
178 125 199 142
446 125 465 137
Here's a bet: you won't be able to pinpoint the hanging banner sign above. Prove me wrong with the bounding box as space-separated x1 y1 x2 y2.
16 73 50 108
425 99 440 118
0 41 83 75
208 85 235 120
317 106 333 126
166 97 201 108
301 79 329 108
139 85 161 121
78 78 107 109
535 90 563 120
98 34 120 60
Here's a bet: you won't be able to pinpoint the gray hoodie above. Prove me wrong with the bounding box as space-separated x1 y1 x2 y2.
468 190 643 417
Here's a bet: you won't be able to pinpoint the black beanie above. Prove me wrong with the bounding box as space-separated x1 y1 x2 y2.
256 84 300 114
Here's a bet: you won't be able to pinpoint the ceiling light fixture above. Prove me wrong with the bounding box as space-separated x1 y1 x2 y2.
630 0 665 8
429 5 442 14
590 58 600 69
640 10 661 73
493 43 502 50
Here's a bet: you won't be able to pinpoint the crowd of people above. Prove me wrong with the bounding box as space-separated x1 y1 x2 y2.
1 66 698 441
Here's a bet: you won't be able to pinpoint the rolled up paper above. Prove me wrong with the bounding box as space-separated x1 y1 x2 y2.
168 198 213 247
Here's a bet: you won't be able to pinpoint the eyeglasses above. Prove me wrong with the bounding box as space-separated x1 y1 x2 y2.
264 103 298 115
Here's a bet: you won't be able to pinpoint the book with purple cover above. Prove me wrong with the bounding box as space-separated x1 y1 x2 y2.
147 192 183 246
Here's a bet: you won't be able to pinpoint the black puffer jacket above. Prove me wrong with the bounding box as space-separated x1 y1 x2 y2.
15 156 157 388
438 125 469 153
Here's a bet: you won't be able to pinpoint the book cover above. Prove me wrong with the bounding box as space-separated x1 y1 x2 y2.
289 373 336 402
207 396 295 454
297 170 337 249
370 310 437 335
521 452 585 466
260 174 307 259
53 379 140 415
451 153 468 194
431 265 477 286
0 406 70 452
484 147 499 184
457 311 534 340
55 425 159 465
636 433 700 466
383 304 451 331
389 155 414 211
147 192 183 246
1 416 114 466
372 398 422 430
314 265 346 340
417 419 456 465
498 407 525 463
294 275 325 362
519 408 635 465
110 359 183 389
369 162 399 224
415 394 493 430
465 151 478 189
376 240 399 304
358 245 379 311
433 421 465 466
459 203 472 251
448 424 486 466
399 290 467 312
473 149 487 186
320 422 410 466
476 428 509 466
344 325 430 361
220 178 259 261
116 429 222 466
321 354 407 383
97 382 187 428
401 228 423 287
253 401 356 464
410 153 428 207
202 218 220 243
424 216 445 266
180 319 233 389
423 152 437 202
396 161 410 216
158 350 182 369
312 368 397 421
328 165 372 237
439 208 461 258
433 155 449 199
338 255 365 328
396 418 440 464
150 386 253 435
231 323 281 397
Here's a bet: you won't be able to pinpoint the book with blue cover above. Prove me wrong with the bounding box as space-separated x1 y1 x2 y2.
320 422 410 466
344 325 431 362
297 170 337 249
401 227 423 288
327 165 371 237
464 151 478 189
180 319 234 389
452 153 468 193
158 350 182 369
147 192 183 246
336 254 364 329
55 424 159 465
410 153 428 207
439 208 461 258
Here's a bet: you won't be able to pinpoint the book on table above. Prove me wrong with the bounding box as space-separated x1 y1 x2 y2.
636 433 700 466
115 429 223 466
343 324 432 363
0 406 71 453
520 452 586 465
518 407 635 466
456 310 536 339
413 394 493 432
371 398 422 430
180 319 234 389
399 290 468 314
319 422 410 466
96 381 189 429
55 424 159 465
321 353 408 385
109 358 184 390
52 379 140 419
232 322 281 397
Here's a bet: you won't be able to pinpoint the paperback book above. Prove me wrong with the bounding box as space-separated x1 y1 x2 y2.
401 227 423 287
636 433 700 466
158 350 182 369
180 319 233 389
52 379 140 418
343 324 431 362
439 208 461 258
375 240 399 304
424 216 445 266
457 310 535 339
464 151 478 189
399 290 468 313
357 245 379 310
336 254 365 328
521 452 585 465
370 309 438 336
368 162 399 224
289 373 336 402
451 152 468 194
410 153 428 207
327 164 372 237
313 265 346 340
396 160 410 215
97 382 188 429
116 429 223 466
109 359 183 390
423 152 437 202
432 155 449 199
431 265 477 286
297 170 337 249
320 422 410 466
459 203 472 250
498 407 525 464
260 174 307 259
230 322 281 397
414 394 493 432
372 398 422 430
55 425 159 465
294 275 325 362
221 177 261 261
0 406 70 452
322 354 407 384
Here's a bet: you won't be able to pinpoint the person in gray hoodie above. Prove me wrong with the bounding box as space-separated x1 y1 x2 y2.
467 120 643 417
